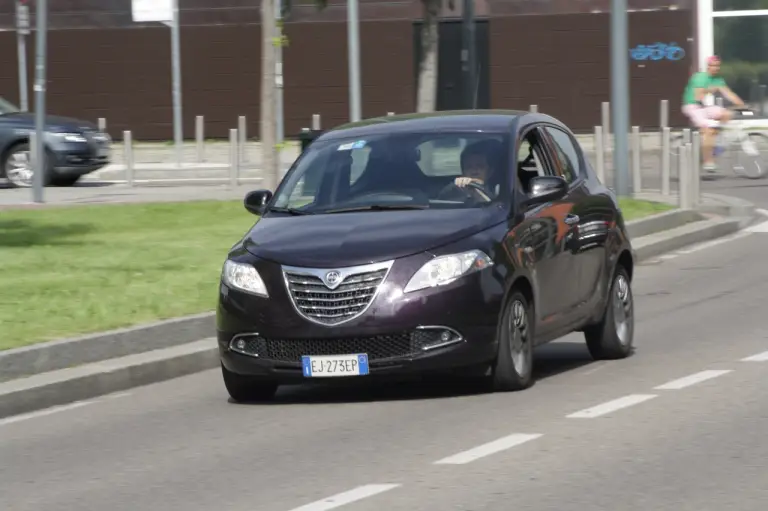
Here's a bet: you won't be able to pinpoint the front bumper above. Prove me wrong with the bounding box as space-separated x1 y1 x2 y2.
217 255 504 383
48 135 111 175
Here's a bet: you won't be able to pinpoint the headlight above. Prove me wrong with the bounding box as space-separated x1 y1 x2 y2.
403 249 493 293
52 132 88 143
221 260 269 297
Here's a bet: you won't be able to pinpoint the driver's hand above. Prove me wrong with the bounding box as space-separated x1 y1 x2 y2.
455 177 479 188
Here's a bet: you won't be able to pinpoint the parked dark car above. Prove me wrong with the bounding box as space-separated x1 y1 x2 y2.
0 96 111 188
217 110 635 401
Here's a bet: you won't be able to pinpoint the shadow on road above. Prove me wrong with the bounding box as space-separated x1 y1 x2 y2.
233 341 598 406
0 219 92 247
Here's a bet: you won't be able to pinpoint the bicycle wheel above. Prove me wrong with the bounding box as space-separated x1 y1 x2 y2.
731 132 768 179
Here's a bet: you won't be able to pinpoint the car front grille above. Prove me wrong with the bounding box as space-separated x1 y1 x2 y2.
282 260 393 325
230 329 458 363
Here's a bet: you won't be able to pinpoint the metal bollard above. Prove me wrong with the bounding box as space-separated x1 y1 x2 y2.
631 126 641 194
229 128 239 188
659 99 669 129
691 130 701 208
238 116 247 164
601 102 611 172
679 142 692 209
123 130 134 187
529 104 538 113
312 114 321 131
29 131 37 178
682 128 692 147
661 127 671 196
195 116 205 163
98 117 107 132
594 126 605 184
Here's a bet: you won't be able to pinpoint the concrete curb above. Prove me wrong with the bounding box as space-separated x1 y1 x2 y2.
632 216 745 262
0 312 215 383
0 339 219 419
0 196 760 420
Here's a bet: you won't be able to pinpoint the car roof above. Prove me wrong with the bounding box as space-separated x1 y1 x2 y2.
319 109 534 141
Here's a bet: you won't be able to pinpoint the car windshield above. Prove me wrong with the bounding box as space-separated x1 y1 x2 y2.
271 130 510 214
0 96 20 115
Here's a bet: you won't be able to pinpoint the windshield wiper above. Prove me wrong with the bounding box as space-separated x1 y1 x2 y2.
268 206 314 215
324 204 428 214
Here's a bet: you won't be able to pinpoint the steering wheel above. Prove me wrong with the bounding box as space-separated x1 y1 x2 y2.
437 180 493 203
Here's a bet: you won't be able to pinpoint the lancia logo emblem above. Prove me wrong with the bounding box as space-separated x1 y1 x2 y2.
323 271 343 289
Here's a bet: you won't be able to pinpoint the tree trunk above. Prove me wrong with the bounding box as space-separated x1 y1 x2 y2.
416 0 439 113
261 0 278 190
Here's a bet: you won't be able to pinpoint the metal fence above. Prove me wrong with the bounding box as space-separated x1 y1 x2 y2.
93 99 767 212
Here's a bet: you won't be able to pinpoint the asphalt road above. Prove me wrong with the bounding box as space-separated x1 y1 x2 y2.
2 218 768 510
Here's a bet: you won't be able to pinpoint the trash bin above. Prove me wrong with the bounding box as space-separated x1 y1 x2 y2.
298 127 323 153
296 128 324 195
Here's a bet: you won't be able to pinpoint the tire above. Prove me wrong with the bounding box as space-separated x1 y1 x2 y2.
584 265 634 360
490 290 535 392
50 174 82 187
2 142 52 188
221 363 279 402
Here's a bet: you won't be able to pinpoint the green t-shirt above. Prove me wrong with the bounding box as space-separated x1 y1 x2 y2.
683 72 727 105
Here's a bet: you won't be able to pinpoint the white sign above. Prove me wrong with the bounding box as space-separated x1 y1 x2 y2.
131 0 172 22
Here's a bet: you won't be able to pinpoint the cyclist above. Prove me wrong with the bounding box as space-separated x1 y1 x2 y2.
682 55 746 172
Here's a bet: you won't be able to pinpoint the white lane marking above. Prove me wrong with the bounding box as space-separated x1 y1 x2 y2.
287 484 400 511
433 433 543 465
0 392 131 427
566 394 658 419
0 401 94 427
744 217 768 233
741 350 768 362
654 369 732 390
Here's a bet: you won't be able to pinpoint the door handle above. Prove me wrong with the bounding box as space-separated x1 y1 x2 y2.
564 214 580 225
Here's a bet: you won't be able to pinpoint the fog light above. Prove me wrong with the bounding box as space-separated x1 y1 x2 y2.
414 326 464 351
235 339 246 350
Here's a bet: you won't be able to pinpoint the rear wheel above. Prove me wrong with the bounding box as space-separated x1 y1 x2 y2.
221 364 279 402
584 265 634 360
490 290 535 391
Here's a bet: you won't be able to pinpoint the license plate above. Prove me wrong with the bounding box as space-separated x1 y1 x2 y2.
301 354 369 378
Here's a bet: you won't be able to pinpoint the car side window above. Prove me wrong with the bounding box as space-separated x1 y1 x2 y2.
543 127 580 184
515 128 551 194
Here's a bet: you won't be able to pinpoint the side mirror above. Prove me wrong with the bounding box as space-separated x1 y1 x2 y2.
526 176 567 205
244 189 273 216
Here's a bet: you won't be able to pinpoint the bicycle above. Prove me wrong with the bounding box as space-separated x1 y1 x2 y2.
670 106 768 179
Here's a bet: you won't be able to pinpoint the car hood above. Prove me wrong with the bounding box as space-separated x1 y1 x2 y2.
242 207 506 268
0 112 98 132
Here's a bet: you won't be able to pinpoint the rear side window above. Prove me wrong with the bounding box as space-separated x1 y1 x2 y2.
544 127 581 183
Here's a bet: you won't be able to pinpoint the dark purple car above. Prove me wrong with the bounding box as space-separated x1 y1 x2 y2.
216 110 635 401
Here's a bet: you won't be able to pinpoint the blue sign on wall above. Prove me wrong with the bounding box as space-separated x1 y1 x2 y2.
630 42 685 61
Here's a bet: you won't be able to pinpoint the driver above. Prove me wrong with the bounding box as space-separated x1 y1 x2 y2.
453 139 501 198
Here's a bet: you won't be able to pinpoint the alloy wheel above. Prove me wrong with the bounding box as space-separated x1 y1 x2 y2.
509 299 530 375
612 274 633 346
5 150 34 187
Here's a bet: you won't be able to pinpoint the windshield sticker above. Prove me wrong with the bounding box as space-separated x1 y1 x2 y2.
337 140 366 151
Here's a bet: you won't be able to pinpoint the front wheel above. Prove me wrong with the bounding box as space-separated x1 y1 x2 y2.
731 132 768 179
584 265 634 360
490 291 535 392
221 364 279 403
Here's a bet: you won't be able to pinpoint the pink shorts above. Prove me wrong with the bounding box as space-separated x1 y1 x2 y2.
682 104 727 129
